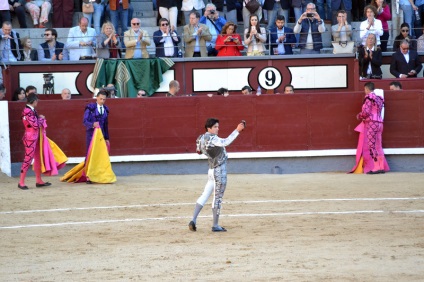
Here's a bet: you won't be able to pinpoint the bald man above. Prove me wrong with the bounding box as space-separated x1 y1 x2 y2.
67 17 96 60
61 88 71 100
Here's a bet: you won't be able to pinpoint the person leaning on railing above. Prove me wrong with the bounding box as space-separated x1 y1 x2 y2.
215 21 243 56
244 14 266 56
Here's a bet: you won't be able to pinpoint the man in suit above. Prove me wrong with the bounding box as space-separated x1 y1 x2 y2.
66 17 96 60
269 15 296 55
124 17 151 59
183 11 212 57
38 28 68 61
153 18 180 58
0 21 21 62
390 39 423 78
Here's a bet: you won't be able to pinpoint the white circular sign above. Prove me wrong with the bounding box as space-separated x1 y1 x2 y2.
258 67 282 90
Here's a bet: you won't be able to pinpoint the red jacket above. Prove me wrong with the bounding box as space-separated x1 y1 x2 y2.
215 34 244 57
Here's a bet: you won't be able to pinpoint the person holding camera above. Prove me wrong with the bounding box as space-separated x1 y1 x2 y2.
200 3 227 56
215 21 244 56
293 3 326 54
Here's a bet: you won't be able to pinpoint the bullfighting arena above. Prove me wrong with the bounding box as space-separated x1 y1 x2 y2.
1 171 423 281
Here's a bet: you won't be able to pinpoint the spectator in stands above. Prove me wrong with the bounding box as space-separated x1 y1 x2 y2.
418 24 424 51
20 36 38 61
106 84 118 98
108 0 129 35
61 88 71 100
25 0 51 28
331 0 352 25
393 23 417 51
244 14 266 56
97 21 121 59
217 87 229 95
83 0 105 35
359 33 382 79
124 17 151 59
153 18 180 58
389 81 402 90
0 84 5 100
0 2 11 24
67 17 97 60
263 0 289 31
158 0 178 29
399 0 416 36
52 0 74 28
25 85 37 97
12 87 26 101
270 15 296 55
38 28 68 61
359 5 383 46
9 0 27 28
212 0 238 25
390 39 423 78
284 84 295 93
166 80 180 97
200 3 227 56
241 85 252 94
183 11 212 57
181 0 205 26
331 10 352 42
242 0 262 30
371 0 391 51
0 21 21 61
137 89 146 97
294 3 326 54
215 21 243 56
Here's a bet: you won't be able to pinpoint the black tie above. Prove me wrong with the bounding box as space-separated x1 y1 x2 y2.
100 106 103 115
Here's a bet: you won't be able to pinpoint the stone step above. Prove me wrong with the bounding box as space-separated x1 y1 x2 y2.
132 1 153 11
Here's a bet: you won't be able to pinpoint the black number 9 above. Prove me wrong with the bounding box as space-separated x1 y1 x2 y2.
265 70 276 86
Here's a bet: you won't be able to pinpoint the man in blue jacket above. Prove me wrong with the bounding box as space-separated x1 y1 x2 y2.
153 18 181 58
269 15 296 55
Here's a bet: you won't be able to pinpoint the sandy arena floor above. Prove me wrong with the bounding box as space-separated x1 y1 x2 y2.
0 172 423 281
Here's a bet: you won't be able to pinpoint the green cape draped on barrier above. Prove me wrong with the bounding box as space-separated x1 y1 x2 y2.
91 58 175 97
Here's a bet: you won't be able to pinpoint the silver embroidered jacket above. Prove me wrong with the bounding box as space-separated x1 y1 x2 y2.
196 130 240 169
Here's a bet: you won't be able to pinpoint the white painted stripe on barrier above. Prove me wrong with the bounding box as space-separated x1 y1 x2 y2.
1 197 423 215
65 148 424 164
1 210 423 230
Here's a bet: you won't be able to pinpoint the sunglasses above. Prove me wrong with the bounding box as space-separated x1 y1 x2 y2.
44 33 51 36
131 22 140 25
401 29 409 32
161 23 169 26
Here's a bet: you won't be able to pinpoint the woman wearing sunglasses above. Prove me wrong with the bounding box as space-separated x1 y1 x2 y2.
393 23 418 51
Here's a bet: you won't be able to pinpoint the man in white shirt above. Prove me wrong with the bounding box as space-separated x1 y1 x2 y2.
67 17 96 60
153 18 180 58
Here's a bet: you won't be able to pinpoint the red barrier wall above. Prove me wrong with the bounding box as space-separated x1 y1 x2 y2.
8 91 424 163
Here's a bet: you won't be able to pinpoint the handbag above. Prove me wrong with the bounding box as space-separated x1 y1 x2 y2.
82 1 94 14
244 0 260 14
332 41 354 54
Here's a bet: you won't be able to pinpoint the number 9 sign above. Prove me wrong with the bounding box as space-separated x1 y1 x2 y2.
258 67 282 90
